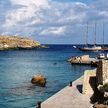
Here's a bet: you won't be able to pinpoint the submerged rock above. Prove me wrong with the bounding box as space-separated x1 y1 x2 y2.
31 75 46 87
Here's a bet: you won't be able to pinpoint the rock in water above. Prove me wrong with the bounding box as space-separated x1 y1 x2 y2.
31 75 46 87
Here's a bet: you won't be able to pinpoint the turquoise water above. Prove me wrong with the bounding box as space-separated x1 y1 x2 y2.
0 45 101 108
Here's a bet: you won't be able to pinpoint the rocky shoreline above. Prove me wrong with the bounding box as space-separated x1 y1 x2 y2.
0 36 45 50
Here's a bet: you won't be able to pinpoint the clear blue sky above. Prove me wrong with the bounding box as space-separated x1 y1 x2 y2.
0 0 108 44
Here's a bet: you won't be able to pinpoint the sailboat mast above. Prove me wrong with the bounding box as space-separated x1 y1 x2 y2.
94 23 97 46
85 22 88 46
103 23 105 47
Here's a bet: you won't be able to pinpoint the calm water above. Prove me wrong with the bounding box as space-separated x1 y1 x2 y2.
0 45 105 108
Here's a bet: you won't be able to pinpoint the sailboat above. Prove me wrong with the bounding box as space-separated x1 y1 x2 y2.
79 23 108 51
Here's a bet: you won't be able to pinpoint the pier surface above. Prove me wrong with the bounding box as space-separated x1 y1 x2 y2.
42 76 93 108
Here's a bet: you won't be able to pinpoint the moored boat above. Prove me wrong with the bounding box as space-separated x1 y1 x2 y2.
97 53 105 59
79 46 108 51
79 23 108 51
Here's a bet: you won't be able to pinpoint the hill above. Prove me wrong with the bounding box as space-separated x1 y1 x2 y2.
0 36 42 50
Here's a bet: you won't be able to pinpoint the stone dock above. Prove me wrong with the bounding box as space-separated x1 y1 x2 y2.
41 76 93 108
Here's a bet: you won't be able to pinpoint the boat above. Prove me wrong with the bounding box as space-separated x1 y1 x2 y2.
97 53 108 59
79 23 108 51
97 53 105 59
79 46 108 51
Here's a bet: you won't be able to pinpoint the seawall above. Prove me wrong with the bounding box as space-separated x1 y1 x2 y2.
41 76 93 108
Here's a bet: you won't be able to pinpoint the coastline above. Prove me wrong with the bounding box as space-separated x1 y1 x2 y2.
0 36 42 50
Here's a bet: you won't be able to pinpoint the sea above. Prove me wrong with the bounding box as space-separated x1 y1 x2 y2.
0 45 107 108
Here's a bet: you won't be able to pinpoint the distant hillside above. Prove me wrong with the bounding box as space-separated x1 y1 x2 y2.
0 36 42 50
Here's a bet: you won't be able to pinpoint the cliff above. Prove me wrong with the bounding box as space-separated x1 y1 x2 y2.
0 36 42 50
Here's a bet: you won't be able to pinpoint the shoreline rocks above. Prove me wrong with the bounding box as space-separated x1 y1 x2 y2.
68 55 98 66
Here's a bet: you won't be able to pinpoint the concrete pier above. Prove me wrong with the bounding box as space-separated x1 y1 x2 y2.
41 76 93 108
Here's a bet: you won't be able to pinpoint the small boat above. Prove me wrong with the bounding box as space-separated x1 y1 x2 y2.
97 53 105 59
106 54 108 59
73 45 77 48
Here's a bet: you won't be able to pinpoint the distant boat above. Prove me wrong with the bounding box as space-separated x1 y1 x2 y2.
73 45 77 48
97 53 105 59
79 23 108 51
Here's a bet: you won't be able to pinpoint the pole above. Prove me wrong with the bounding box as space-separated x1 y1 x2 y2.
103 23 105 47
86 22 88 46
94 22 97 46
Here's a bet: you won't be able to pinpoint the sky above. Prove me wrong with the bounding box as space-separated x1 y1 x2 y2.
0 0 108 44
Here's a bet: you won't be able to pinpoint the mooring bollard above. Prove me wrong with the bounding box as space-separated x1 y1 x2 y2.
36 101 41 108
69 81 72 87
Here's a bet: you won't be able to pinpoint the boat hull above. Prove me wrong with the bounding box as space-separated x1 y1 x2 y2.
79 47 108 51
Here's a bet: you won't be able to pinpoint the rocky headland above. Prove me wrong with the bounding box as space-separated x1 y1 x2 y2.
0 36 44 50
